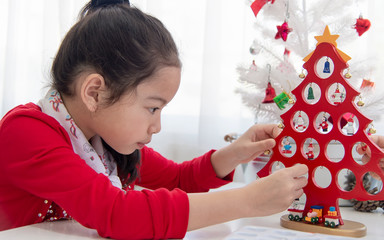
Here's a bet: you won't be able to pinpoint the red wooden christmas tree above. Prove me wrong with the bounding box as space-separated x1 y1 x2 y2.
257 26 384 236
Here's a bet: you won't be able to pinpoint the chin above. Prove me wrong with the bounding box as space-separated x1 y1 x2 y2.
114 147 137 155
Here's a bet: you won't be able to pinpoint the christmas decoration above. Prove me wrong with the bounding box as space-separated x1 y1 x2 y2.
307 83 314 100
323 57 331 73
354 16 371 36
250 0 276 17
262 64 277 103
257 26 384 237
360 78 375 90
237 0 384 125
262 82 277 103
273 91 292 110
275 21 292 41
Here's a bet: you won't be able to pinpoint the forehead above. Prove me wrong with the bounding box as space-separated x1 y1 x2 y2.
135 66 180 100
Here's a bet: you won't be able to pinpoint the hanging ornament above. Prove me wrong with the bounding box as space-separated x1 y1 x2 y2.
354 15 371 37
299 69 306 78
263 150 271 155
262 64 276 103
281 137 292 154
277 48 292 73
331 83 342 105
360 79 375 90
343 117 355 136
305 139 315 160
307 83 315 100
295 111 306 131
262 82 277 103
249 44 261 55
273 91 294 109
250 60 257 71
357 95 365 107
344 68 352 79
323 57 331 73
275 21 292 42
368 125 377 135
318 113 329 133
251 0 276 18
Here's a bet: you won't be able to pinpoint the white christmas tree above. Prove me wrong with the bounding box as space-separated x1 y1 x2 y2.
236 0 381 124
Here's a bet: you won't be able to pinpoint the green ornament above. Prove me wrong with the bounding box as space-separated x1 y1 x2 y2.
273 92 290 110
307 86 315 100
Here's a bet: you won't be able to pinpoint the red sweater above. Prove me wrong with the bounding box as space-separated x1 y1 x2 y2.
0 103 233 239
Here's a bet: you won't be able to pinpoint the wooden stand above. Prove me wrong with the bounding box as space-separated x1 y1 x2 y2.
280 214 367 238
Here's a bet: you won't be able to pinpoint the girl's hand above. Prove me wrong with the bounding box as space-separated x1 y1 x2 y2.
211 124 281 178
355 135 384 180
241 164 308 217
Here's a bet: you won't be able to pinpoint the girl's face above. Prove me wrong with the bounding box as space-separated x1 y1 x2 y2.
93 66 181 154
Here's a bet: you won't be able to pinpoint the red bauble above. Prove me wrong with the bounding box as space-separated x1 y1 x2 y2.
354 17 371 36
275 21 292 41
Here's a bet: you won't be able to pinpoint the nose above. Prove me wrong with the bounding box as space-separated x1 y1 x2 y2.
149 114 161 134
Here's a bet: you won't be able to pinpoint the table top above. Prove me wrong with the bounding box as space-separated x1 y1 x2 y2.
1 180 383 239
1 204 383 239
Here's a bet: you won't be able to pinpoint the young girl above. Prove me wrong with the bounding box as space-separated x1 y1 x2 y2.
0 0 309 239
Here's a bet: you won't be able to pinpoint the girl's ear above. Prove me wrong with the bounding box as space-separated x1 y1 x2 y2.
80 73 106 112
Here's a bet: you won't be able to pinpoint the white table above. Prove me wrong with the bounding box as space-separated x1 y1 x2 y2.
1 181 383 239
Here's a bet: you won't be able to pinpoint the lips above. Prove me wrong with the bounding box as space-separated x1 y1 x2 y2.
137 140 151 149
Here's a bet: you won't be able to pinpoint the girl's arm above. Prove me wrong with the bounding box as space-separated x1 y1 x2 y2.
187 164 308 230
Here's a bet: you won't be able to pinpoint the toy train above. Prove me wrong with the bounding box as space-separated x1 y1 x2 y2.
288 205 340 228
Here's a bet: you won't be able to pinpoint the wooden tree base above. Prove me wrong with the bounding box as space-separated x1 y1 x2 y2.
280 214 367 238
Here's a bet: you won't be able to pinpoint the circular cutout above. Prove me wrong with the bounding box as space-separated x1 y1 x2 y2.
302 138 319 160
327 83 346 106
340 113 359 136
362 172 383 195
315 112 333 134
315 56 334 79
303 82 321 105
271 161 285 173
279 136 297 157
326 140 345 163
352 142 370 165
337 168 354 192
292 111 309 132
314 166 332 188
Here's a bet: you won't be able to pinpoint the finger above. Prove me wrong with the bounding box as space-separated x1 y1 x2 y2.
288 164 308 177
356 143 372 157
249 138 276 153
246 139 276 160
370 135 384 149
294 176 308 189
294 188 304 200
253 124 281 140
355 143 365 155
271 124 282 138
361 154 370 164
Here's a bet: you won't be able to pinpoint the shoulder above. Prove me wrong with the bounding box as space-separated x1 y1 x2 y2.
0 103 71 144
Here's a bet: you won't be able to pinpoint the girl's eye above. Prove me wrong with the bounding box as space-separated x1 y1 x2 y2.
149 107 160 114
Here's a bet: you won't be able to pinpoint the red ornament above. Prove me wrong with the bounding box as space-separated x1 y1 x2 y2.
251 0 275 18
354 17 371 36
275 21 292 41
360 79 375 90
262 82 277 103
258 26 384 233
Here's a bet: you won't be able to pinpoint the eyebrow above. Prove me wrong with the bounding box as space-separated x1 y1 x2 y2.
146 96 168 106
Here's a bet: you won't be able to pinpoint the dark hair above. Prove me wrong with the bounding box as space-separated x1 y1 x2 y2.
51 0 181 184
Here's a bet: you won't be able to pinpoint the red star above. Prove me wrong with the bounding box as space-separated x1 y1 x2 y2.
275 21 292 41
